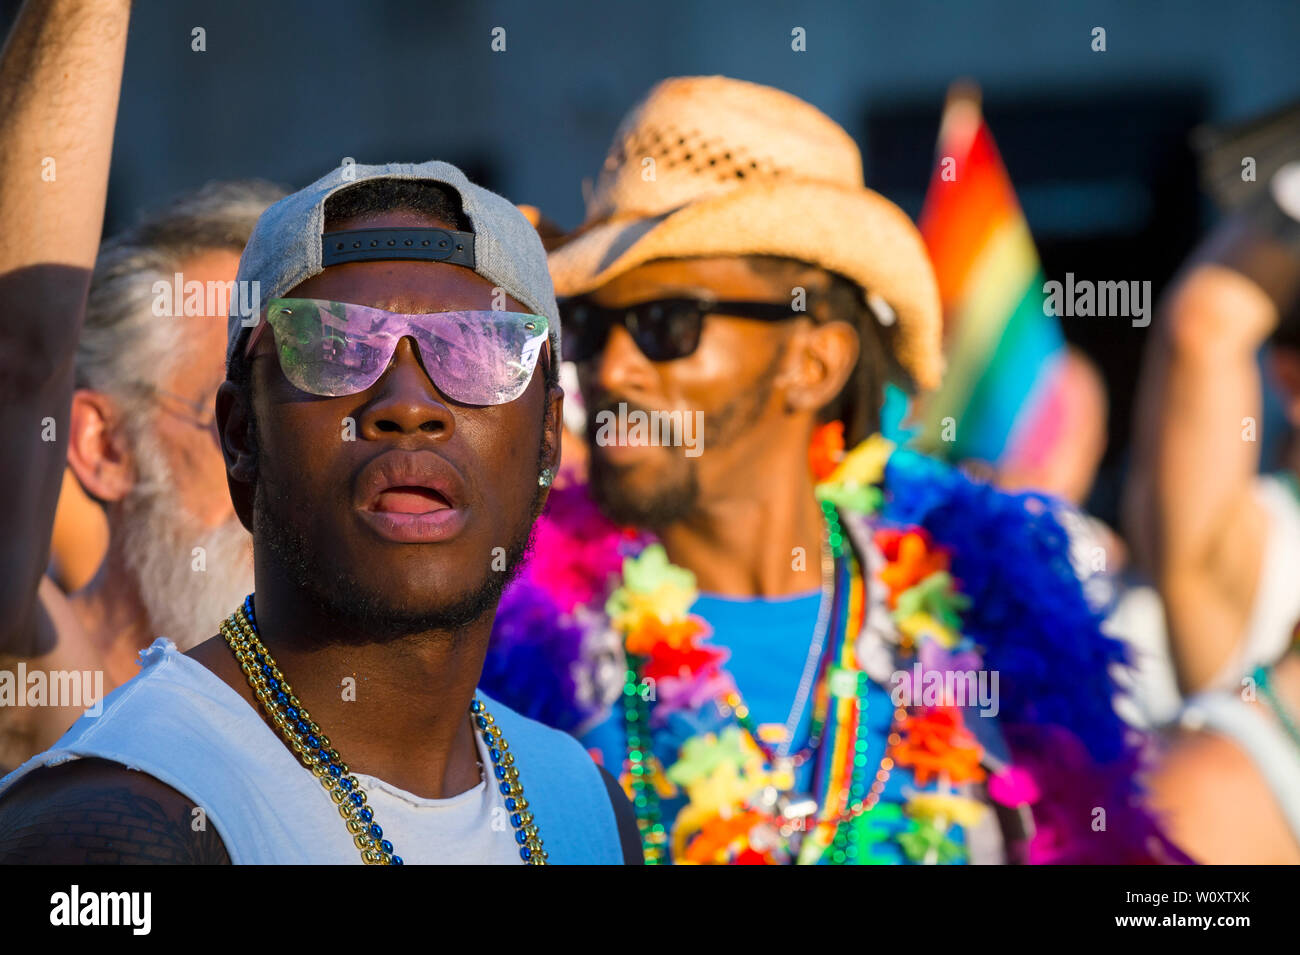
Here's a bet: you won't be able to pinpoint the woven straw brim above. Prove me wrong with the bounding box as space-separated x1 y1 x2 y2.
548 180 943 390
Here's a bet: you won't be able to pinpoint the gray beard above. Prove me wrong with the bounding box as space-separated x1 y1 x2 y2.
116 429 253 650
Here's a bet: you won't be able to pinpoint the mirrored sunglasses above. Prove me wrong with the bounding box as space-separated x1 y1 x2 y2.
246 298 548 406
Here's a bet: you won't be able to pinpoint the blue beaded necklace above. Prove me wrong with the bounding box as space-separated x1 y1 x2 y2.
220 594 547 864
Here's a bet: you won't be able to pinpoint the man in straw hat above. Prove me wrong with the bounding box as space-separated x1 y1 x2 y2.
484 75 1186 865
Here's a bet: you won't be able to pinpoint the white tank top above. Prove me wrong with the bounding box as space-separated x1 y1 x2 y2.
1181 689 1300 846
0 639 621 864
1208 475 1300 688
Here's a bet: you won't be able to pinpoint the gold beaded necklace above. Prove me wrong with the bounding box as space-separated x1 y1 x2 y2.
220 597 548 865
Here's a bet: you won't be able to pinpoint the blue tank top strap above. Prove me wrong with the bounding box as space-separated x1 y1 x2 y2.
477 689 622 864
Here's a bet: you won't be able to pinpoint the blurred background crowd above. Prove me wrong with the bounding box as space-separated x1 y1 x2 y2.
6 0 1300 863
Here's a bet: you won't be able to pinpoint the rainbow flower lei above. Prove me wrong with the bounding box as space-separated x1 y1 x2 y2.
608 427 1001 865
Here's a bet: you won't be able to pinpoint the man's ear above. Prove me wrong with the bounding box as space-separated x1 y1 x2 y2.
775 319 860 413
66 389 135 503
543 383 565 473
530 377 566 514
216 379 257 532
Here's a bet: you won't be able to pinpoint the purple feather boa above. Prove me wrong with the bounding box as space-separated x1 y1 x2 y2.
482 457 1190 863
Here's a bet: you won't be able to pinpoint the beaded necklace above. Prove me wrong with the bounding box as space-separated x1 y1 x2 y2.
617 507 906 864
773 520 836 762
220 594 548 865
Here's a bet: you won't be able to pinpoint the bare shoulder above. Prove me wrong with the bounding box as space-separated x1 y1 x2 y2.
0 577 103 773
0 757 231 864
1146 727 1299 864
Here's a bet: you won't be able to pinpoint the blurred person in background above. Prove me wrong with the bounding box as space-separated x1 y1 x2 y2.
67 179 284 666
1148 626 1300 863
1134 152 1300 863
1125 162 1300 696
0 0 282 773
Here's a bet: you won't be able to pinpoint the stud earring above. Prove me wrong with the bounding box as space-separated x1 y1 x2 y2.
538 468 554 488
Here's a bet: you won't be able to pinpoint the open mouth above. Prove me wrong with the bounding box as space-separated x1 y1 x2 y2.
371 486 453 515
354 451 469 544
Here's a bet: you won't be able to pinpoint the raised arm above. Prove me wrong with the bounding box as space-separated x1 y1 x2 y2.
1124 215 1300 692
0 0 130 655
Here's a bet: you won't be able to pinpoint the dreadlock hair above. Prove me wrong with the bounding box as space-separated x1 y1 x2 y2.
743 254 906 447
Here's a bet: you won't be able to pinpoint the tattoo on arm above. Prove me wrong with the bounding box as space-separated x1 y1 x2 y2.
0 770 231 865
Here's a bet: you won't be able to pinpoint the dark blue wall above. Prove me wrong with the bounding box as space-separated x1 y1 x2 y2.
70 0 1300 232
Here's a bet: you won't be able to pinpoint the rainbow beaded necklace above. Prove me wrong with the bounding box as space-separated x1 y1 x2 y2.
221 594 548 865
618 504 908 864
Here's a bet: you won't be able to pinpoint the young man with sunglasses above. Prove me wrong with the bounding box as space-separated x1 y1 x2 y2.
0 161 639 865
483 76 1185 865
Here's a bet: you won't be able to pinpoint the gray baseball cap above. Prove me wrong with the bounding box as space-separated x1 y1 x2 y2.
226 159 560 367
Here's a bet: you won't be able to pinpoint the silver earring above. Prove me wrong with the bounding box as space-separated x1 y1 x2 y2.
866 291 896 327
538 468 554 488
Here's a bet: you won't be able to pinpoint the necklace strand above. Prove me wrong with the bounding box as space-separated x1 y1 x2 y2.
221 595 548 865
622 502 902 863
1254 663 1300 754
777 506 838 759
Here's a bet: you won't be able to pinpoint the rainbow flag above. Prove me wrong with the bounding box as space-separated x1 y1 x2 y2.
913 86 1066 468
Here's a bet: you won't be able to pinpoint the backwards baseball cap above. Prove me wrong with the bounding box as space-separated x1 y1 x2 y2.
226 160 560 367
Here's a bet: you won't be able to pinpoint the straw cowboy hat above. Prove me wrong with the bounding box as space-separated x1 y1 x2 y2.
548 75 944 389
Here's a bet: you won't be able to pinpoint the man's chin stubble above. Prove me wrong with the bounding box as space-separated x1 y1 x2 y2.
588 450 699 530
252 481 541 647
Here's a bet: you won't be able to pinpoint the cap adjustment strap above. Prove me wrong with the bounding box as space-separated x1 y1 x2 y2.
321 227 476 268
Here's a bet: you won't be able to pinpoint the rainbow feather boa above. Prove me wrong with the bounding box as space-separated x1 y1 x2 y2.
483 436 1188 864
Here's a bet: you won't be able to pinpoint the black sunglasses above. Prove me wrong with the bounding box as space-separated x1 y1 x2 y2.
559 296 810 363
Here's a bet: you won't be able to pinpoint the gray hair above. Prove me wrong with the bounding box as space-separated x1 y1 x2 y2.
76 180 287 422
